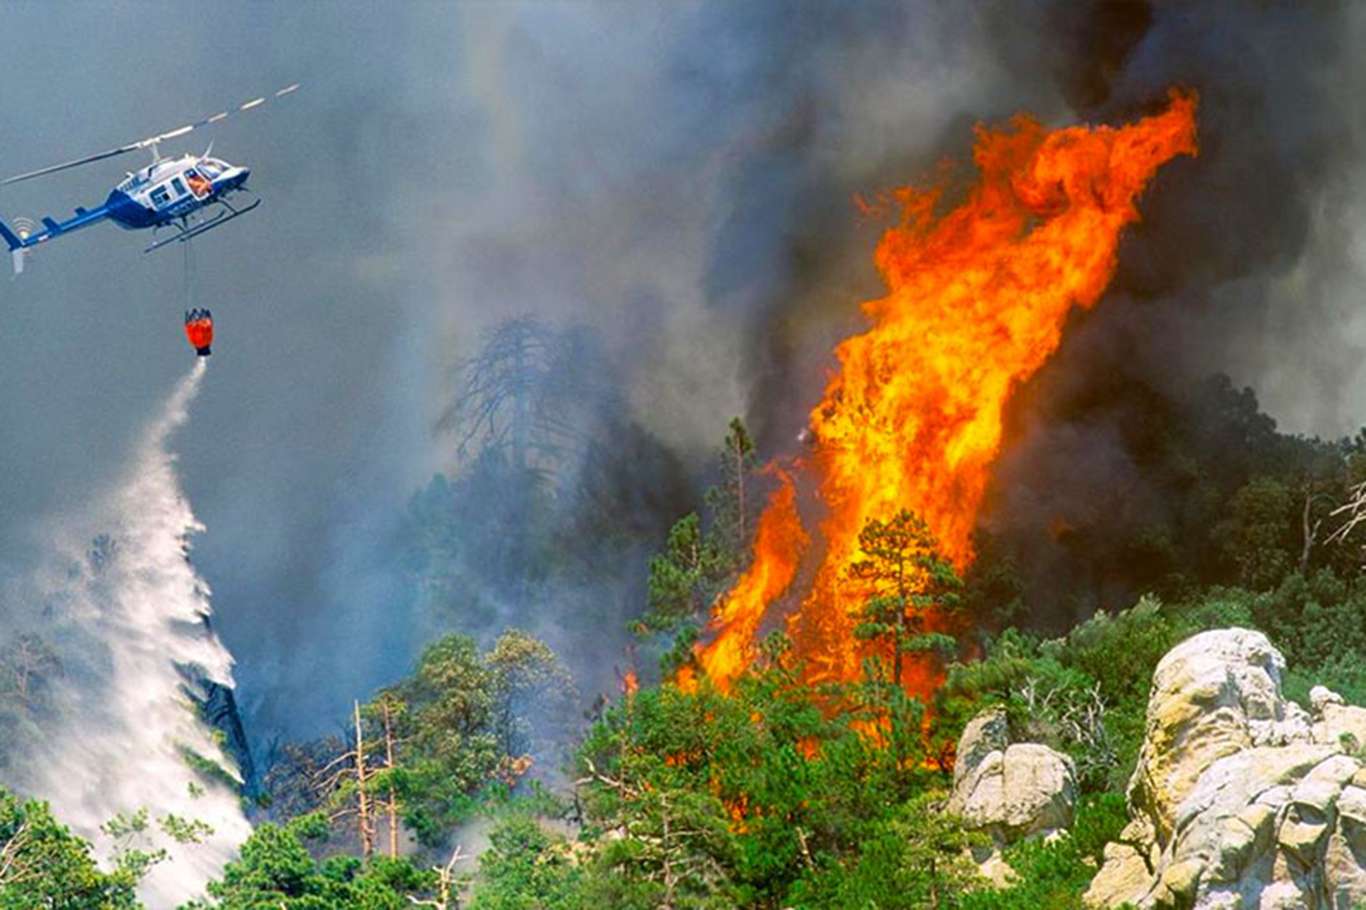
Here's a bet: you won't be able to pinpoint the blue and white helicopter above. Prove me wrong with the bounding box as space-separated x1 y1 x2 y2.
0 84 299 275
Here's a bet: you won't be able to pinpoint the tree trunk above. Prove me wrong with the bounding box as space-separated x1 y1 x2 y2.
353 700 374 860
660 792 676 910
734 436 746 546
382 699 400 858
1301 484 1317 575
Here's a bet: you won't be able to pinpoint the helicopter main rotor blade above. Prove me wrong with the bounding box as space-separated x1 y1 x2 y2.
0 143 143 186
0 83 300 187
142 83 301 152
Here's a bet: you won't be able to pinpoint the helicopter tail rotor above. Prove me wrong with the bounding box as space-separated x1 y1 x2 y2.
0 216 47 275
10 217 39 241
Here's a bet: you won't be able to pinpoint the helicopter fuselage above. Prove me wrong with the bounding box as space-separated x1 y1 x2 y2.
107 154 252 230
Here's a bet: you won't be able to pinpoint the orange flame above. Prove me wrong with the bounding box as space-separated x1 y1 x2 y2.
681 471 809 692
694 91 1198 694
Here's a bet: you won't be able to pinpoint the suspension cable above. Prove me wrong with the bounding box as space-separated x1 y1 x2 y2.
183 234 196 312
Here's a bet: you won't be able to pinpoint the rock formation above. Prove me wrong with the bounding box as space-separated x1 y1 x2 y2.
1086 627 1366 909
948 705 1078 884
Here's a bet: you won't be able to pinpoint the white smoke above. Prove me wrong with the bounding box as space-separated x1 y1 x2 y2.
15 358 250 908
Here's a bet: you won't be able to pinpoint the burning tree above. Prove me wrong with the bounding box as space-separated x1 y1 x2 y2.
639 419 769 676
848 510 961 688
690 91 1199 700
846 510 961 769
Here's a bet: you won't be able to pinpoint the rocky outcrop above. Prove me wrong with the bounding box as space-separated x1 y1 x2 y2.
948 706 1077 884
1086 628 1366 909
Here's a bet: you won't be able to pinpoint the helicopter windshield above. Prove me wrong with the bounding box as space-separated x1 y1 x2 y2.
198 159 226 179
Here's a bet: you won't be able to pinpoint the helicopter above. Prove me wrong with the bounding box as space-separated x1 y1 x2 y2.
0 83 299 275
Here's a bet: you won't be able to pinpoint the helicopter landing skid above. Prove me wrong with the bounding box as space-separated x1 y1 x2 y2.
144 198 262 254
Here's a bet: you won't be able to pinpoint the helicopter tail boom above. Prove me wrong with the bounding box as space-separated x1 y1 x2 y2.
0 206 112 274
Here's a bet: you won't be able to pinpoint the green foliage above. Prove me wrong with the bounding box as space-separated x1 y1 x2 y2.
639 513 729 638
943 596 1191 793
469 814 580 910
367 630 575 847
1286 652 1366 708
232 371 1366 907
177 745 241 792
636 419 762 672
1217 476 1298 590
1193 572 1366 709
703 418 758 562
0 786 142 909
959 793 1128 910
100 808 168 883
787 792 985 909
187 813 434 909
482 631 578 758
160 814 215 846
1048 595 1186 713
569 645 966 908
962 532 1027 627
846 509 963 768
849 509 962 678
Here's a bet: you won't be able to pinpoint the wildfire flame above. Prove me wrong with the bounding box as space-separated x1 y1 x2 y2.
692 91 1198 694
680 470 809 692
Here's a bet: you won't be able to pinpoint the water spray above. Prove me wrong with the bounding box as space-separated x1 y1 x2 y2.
12 357 249 907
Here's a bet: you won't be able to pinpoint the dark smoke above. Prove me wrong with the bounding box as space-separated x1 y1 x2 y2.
976 2 1366 625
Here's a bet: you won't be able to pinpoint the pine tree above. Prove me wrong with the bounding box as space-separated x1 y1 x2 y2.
847 509 961 766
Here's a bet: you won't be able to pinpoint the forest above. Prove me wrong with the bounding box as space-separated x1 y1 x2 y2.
5 315 1366 908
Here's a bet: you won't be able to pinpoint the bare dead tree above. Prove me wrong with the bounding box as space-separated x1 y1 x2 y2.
260 736 345 820
312 701 377 859
352 700 374 860
0 819 32 887
0 635 61 710
407 846 466 910
575 756 726 905
380 698 400 859
438 318 601 475
728 422 749 547
1298 479 1339 574
1014 676 1115 788
1327 480 1366 567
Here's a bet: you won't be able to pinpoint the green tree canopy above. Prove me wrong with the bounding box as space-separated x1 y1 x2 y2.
0 787 141 910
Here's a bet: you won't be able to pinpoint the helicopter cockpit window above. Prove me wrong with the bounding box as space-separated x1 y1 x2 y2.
185 169 212 198
171 177 188 197
199 160 224 179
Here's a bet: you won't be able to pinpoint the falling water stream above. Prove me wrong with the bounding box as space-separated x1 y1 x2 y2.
18 358 250 907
